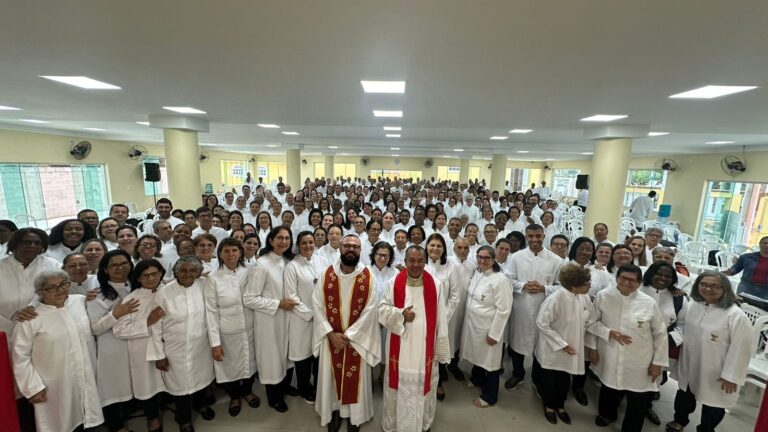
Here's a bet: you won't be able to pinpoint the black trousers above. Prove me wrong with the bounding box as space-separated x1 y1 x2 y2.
598 385 652 432
571 362 590 390
295 356 318 398
223 374 257 400
17 397 36 432
265 368 294 406
673 386 726 432
510 349 526 379
174 388 209 426
539 366 570 409
438 363 448 386
470 366 502 405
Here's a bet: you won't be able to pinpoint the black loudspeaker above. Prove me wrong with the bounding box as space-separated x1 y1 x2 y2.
576 174 589 189
144 162 161 182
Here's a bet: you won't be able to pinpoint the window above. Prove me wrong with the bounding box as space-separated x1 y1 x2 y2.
370 169 423 181
699 181 768 245
256 162 287 183
624 169 667 210
437 166 460 181
334 163 356 179
552 169 581 198
142 157 168 196
0 163 110 229
220 160 248 188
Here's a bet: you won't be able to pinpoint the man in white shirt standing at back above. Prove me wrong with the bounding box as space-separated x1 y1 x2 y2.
143 198 184 235
629 191 657 229
538 181 551 200
191 206 228 244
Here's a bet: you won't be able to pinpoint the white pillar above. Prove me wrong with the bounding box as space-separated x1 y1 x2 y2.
286 148 301 190
459 158 470 184
490 154 507 192
324 155 334 180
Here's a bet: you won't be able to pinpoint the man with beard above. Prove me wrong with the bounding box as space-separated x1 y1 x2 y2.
313 235 381 432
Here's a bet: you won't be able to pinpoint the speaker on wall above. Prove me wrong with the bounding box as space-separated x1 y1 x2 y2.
144 162 161 182
576 174 589 189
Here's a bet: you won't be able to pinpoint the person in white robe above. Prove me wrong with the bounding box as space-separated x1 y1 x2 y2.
44 219 94 263
460 245 513 407
12 270 103 432
535 264 593 425
506 224 563 391
243 227 296 412
146 256 216 430
586 264 668 432
317 225 343 265
666 272 752 432
62 253 99 295
204 238 260 417
113 259 168 430
359 220 383 266
379 245 450 432
446 237 474 381
369 241 399 379
312 235 381 432
284 231 328 404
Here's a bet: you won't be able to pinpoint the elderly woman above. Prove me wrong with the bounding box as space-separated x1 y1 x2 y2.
134 234 172 275
722 235 768 299
313 227 328 250
586 264 668 432
45 218 96 262
284 231 328 403
256 211 273 246
62 253 99 294
594 242 613 267
87 249 138 432
666 272 752 432
147 256 216 431
360 219 383 265
98 218 120 251
12 270 103 432
193 233 218 275
81 238 107 274
113 259 167 431
204 238 260 417
244 227 297 412
460 245 513 408
535 264 593 425
317 224 342 264
116 225 139 256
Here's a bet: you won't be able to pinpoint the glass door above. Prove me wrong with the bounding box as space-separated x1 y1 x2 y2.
699 181 767 246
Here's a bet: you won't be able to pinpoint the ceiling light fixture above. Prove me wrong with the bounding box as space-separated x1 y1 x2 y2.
386 134 401 138
580 152 594 155
40 75 121 90
454 149 464 152
517 150 530 154
19 119 49 124
390 147 400 150
360 80 406 94
328 146 339 149
490 136 508 140
265 144 279 148
0 105 22 110
136 121 150 126
706 141 734 145
83 127 105 131
340 153 350 156
383 126 402 131
580 114 628 122
281 131 300 136
392 154 399 157
257 123 280 128
648 132 670 136
374 110 403 118
509 129 533 134
669 85 759 99
163 106 206 114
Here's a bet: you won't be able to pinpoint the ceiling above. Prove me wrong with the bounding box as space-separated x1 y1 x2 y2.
1 0 768 161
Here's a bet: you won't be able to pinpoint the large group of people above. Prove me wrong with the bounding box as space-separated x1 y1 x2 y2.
0 175 758 432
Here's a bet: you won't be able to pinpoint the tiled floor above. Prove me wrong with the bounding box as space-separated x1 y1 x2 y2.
125 358 759 431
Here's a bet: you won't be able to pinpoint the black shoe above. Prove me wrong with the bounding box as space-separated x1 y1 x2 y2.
245 394 261 408
179 424 194 432
557 409 572 425
347 421 360 432
595 416 613 427
197 406 215 421
328 410 342 432
228 399 241 417
544 408 558 425
271 401 288 413
303 392 316 405
447 364 465 381
286 385 300 397
504 376 524 391
436 386 445 401
149 424 163 432
573 388 588 406
506 345 514 357
646 407 661 425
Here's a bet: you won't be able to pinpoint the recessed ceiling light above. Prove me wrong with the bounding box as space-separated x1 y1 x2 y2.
454 149 464 152
257 123 280 128
509 129 533 134
163 106 206 114
328 146 339 149
390 147 400 150
281 131 299 136
136 121 150 126
383 126 401 131
265 144 279 148
360 80 406 94
392 154 399 157
40 75 121 90
83 127 105 131
648 132 669 136
669 85 759 99
0 105 22 110
706 141 734 145
580 152 594 155
490 136 508 140
386 134 401 138
545 158 555 161
580 114 628 122
19 119 49 124
340 153 350 156
517 150 530 154
374 110 403 118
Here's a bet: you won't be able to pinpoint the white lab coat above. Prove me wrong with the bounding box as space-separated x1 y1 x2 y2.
535 287 593 374
676 302 752 408
68 274 99 295
284 254 328 361
204 266 256 383
460 270 512 371
369 265 399 303
586 288 669 392
640 285 688 347
44 242 82 263
629 195 654 226
146 279 215 395
316 243 340 266
87 281 134 406
449 256 475 354
242 252 289 385
426 258 461 352
508 248 563 354
113 288 166 399
13 295 104 432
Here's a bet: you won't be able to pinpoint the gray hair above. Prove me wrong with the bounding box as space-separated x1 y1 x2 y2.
153 219 171 231
172 255 204 275
34 270 70 293
645 227 663 237
652 246 676 259
690 271 737 309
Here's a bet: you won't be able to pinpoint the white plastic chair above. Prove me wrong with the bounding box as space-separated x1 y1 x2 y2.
715 250 739 269
643 220 661 231
662 225 681 243
568 206 584 218
12 214 38 228
123 201 139 214
682 241 709 266
731 244 752 255
700 235 725 252
565 219 584 241
678 233 694 248
745 306 768 392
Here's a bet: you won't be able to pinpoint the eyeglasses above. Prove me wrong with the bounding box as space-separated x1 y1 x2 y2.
476 255 493 261
342 244 361 250
139 270 162 279
375 253 390 259
699 282 723 291
139 242 157 248
108 261 131 269
41 281 69 292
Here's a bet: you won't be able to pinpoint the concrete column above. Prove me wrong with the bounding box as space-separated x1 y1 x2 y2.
490 154 507 193
459 158 470 184
324 155 334 180
286 148 301 190
163 129 202 209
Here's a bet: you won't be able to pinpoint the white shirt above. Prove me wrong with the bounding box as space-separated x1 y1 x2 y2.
284 255 328 361
535 288 593 374
45 243 82 263
460 270 512 370
192 226 228 244
0 255 61 343
577 189 589 207
629 195 655 224
143 215 184 235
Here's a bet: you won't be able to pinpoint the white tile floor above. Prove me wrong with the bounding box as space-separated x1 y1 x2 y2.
125 358 759 432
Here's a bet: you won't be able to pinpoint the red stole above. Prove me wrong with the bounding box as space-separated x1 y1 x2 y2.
388 270 438 395
323 266 372 405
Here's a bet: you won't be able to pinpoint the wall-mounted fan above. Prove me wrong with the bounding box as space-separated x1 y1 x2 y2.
301 158 308 166
721 155 746 176
360 157 370 166
199 151 211 163
487 163 492 169
69 141 92 160
424 158 434 168
249 156 256 163
128 145 148 160
657 158 678 172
